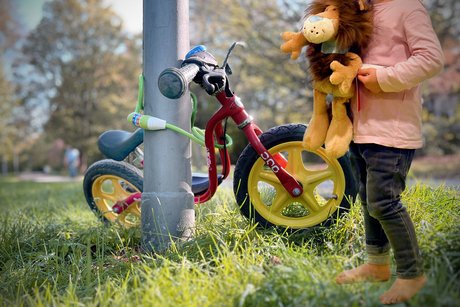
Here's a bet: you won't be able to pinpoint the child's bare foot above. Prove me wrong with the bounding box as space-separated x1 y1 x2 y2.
335 263 391 284
380 275 427 304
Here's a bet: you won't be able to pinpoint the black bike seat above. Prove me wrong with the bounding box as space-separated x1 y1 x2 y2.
192 173 224 195
98 129 144 161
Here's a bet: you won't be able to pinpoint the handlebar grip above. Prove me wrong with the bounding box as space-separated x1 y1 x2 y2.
158 64 200 99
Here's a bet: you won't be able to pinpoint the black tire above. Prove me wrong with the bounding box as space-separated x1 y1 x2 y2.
83 159 143 227
233 123 357 229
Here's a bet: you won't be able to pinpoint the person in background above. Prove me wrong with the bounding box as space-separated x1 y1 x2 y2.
334 0 444 305
64 145 80 177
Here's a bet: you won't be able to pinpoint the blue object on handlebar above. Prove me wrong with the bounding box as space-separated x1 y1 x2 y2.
185 45 206 59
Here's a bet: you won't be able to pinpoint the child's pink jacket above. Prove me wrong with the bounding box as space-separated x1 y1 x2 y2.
351 0 444 149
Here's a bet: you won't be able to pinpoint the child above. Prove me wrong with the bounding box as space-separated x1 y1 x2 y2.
334 0 444 305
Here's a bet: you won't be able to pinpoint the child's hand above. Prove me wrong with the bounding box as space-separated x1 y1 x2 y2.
357 68 382 93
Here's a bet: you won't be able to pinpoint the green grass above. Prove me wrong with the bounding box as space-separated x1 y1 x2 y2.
0 178 459 306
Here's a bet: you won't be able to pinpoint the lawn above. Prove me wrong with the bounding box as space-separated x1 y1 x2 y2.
0 178 459 306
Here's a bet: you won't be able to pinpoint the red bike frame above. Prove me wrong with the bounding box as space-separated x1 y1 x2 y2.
196 90 303 203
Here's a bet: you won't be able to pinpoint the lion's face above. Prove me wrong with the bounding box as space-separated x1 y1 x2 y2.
302 0 373 52
302 5 340 44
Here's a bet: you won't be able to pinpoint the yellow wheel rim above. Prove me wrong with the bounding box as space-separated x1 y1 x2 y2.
248 141 346 229
92 175 141 228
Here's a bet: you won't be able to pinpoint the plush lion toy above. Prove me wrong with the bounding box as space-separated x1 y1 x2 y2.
281 0 372 158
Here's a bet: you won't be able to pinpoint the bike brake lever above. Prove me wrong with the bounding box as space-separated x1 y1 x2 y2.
225 64 232 75
202 70 226 95
202 74 215 94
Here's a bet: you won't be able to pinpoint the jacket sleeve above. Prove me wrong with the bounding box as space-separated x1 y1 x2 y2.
377 6 444 92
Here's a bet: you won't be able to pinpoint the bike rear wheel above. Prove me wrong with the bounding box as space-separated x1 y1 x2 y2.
233 124 357 229
83 159 143 228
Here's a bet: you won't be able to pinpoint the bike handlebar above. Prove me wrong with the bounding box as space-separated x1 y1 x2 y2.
158 64 200 99
158 45 228 99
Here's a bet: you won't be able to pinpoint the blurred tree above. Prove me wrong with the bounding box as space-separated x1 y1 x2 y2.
0 0 19 48
190 0 312 163
19 0 141 169
420 0 460 155
0 63 16 174
0 0 22 174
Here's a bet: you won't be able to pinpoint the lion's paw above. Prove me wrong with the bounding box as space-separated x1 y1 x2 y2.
330 61 347 85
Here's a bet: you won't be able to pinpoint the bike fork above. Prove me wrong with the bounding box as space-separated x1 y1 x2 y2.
242 123 303 197
112 192 142 214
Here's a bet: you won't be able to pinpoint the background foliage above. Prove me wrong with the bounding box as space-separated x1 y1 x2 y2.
0 0 459 174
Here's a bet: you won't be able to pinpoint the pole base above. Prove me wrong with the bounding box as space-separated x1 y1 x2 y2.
141 191 195 253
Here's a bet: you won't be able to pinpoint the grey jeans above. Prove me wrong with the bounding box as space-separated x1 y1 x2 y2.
350 142 423 279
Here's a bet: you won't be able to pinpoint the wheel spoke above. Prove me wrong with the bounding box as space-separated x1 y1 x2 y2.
117 203 141 227
300 191 322 212
117 214 129 225
124 202 141 216
111 179 131 196
100 209 114 215
305 167 334 186
270 190 290 214
258 170 282 187
94 191 118 203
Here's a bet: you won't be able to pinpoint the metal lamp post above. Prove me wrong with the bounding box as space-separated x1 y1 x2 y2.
141 0 194 252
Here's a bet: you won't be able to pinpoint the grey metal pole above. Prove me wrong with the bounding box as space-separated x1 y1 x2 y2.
142 0 194 252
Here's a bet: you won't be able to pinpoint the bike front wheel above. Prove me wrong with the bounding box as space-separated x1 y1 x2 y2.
233 124 357 229
83 159 143 228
